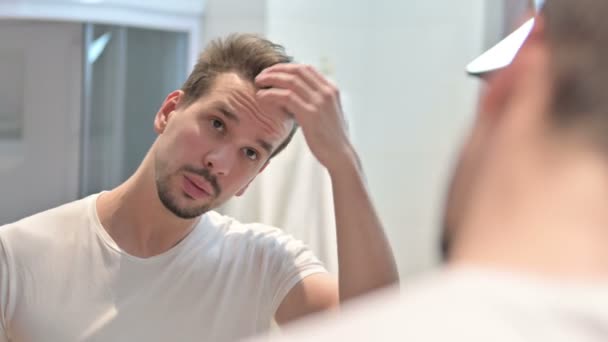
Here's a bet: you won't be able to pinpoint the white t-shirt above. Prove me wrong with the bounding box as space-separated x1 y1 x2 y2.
0 193 326 342
253 268 608 342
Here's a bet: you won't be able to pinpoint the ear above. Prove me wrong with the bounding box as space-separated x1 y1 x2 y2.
478 61 518 123
479 13 547 123
235 161 270 197
154 90 185 134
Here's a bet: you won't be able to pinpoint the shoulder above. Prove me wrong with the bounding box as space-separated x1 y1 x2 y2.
0 195 96 258
205 211 298 247
204 211 320 263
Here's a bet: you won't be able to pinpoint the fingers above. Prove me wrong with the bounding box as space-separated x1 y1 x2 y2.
256 88 316 123
257 63 323 90
255 70 316 102
258 64 341 108
255 63 344 131
305 66 341 106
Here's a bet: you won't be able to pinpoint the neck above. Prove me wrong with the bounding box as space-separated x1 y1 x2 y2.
96 150 200 258
452 139 608 281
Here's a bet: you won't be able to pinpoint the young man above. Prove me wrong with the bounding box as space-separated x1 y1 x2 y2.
0 34 398 342
253 0 608 341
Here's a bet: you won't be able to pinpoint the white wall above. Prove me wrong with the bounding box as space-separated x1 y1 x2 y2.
202 1 491 278
200 0 267 48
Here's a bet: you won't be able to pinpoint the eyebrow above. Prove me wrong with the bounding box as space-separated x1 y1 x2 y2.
257 139 274 155
217 106 240 123
213 103 274 155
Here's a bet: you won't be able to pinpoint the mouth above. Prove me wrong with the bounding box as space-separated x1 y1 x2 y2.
182 174 214 200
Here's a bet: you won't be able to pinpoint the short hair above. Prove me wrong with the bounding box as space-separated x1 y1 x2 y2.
543 0 608 147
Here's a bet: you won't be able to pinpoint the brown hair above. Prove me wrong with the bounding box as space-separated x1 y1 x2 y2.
543 0 608 146
180 33 298 158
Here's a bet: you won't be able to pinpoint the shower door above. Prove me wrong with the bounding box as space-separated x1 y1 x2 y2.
0 21 82 224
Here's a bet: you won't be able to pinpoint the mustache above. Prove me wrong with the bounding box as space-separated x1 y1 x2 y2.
182 165 221 196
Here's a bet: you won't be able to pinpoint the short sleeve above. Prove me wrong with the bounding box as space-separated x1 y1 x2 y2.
258 227 328 316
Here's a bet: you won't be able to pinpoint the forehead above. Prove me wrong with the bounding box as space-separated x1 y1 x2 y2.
196 72 293 142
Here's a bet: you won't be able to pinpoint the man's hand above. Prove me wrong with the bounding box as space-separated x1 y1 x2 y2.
255 64 353 173
258 63 399 307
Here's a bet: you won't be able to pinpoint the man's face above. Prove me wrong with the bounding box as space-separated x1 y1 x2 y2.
153 72 293 219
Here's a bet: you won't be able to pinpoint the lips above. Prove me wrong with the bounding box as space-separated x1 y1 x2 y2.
183 174 214 199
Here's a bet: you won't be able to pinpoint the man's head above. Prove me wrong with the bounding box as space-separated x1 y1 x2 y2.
442 0 608 258
151 34 297 219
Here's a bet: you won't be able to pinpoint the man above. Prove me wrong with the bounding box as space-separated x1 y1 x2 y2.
0 34 398 341
252 0 608 341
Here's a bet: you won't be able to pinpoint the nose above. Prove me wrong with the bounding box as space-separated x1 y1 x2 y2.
203 145 235 177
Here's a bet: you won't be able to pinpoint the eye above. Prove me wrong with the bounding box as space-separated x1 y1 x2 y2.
243 148 259 161
210 118 225 132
